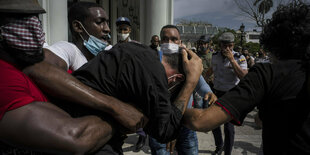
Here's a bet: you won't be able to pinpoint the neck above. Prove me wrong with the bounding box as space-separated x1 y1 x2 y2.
74 39 94 61
0 48 23 69
161 56 178 78
119 37 130 43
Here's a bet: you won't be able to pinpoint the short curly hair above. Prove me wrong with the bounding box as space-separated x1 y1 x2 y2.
260 2 310 60
68 2 102 33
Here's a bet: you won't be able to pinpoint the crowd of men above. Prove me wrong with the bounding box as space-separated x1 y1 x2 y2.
0 0 310 155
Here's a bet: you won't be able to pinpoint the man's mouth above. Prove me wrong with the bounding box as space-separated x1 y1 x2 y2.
102 34 111 42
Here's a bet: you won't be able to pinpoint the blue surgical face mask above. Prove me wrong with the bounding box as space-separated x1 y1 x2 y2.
78 22 110 56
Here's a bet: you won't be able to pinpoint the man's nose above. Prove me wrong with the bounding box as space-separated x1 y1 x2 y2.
102 23 110 33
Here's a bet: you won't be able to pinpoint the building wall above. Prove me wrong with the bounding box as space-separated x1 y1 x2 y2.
38 0 173 46
245 31 261 43
38 0 68 45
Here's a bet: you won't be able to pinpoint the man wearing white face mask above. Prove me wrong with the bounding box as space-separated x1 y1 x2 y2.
149 25 217 155
116 17 138 43
71 42 203 153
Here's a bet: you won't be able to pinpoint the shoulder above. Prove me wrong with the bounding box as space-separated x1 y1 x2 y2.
47 41 75 48
0 60 25 82
45 41 79 53
0 60 30 96
128 39 141 44
233 51 246 63
111 42 154 58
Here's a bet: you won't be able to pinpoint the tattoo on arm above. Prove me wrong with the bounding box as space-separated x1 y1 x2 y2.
174 100 186 113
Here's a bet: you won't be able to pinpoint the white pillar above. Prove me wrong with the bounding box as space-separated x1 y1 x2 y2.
39 0 68 45
111 0 118 45
140 0 173 44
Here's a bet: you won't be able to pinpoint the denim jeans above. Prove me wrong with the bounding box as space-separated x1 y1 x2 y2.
149 127 198 155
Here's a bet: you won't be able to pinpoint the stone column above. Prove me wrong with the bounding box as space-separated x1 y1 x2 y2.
140 0 173 44
39 0 68 45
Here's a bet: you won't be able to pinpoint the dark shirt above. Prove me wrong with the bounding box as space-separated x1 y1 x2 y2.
73 42 182 143
216 60 310 154
149 44 159 58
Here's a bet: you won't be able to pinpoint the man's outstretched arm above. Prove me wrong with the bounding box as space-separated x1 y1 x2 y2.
23 52 147 132
0 101 114 154
182 104 232 132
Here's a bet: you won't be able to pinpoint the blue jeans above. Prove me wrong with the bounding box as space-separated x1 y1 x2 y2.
149 127 198 155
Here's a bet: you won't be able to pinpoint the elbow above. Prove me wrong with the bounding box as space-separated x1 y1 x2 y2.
184 120 203 131
242 70 248 77
239 70 248 79
65 116 114 154
183 112 206 132
184 118 212 132
183 109 214 132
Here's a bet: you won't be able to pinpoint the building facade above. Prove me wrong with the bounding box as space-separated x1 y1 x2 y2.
38 0 173 46
176 24 219 48
244 30 261 43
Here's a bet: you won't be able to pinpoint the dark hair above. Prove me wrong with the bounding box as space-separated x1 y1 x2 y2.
260 2 310 60
151 35 159 39
160 25 180 38
163 53 185 75
68 2 102 32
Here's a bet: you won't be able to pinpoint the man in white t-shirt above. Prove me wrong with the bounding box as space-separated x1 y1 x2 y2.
44 2 111 72
23 2 148 154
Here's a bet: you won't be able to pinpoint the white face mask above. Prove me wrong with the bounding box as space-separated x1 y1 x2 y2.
160 43 179 54
118 33 129 41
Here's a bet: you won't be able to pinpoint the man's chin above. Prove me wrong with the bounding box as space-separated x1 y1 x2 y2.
13 49 44 66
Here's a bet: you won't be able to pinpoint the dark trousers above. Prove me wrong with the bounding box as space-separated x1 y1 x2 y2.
212 122 235 155
212 89 235 155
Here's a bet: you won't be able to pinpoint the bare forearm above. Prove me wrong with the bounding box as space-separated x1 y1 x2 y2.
183 104 231 132
176 48 203 113
173 81 197 113
0 102 114 154
23 61 118 114
230 59 248 78
24 62 147 132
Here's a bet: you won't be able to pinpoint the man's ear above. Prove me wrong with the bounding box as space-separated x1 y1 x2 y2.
72 20 83 33
128 27 132 33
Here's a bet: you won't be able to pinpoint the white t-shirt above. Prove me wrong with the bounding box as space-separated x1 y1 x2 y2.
44 41 87 71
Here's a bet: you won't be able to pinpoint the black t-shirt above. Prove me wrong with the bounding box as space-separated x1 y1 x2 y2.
149 45 159 58
73 42 182 143
216 60 310 154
